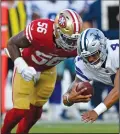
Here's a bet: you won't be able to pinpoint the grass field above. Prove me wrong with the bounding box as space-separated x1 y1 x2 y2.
12 122 119 133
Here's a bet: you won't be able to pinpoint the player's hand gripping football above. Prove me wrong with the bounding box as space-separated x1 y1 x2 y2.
63 83 92 106
81 110 98 123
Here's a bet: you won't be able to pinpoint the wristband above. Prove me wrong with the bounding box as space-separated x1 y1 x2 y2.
65 94 71 103
64 94 73 106
93 103 107 116
14 57 28 73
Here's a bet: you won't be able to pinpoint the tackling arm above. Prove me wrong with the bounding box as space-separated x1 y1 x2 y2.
7 31 37 82
7 31 31 61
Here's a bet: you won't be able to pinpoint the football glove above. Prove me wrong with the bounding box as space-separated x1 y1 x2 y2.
14 57 37 81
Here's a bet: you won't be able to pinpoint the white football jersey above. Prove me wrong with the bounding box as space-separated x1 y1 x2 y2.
75 39 119 86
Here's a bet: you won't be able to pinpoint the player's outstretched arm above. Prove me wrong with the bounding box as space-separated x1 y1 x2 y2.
103 69 119 108
93 69 119 116
81 69 119 123
7 31 31 61
63 77 92 106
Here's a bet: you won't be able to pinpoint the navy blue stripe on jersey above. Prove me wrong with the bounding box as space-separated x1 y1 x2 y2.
79 32 84 52
75 66 90 81
75 66 83 74
74 56 82 63
84 29 90 51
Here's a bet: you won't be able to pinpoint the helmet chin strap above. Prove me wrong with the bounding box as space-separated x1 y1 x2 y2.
55 38 64 49
54 39 61 49
53 27 62 49
53 29 61 49
92 61 103 69
86 61 103 69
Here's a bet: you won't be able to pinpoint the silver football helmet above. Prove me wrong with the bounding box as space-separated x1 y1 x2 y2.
77 28 107 69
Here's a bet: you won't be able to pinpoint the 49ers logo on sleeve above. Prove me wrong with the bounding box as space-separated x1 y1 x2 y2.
58 15 66 28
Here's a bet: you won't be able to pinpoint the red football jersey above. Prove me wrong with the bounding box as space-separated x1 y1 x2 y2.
23 19 77 71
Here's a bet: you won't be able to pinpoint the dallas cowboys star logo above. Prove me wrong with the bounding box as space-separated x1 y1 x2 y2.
93 33 101 40
90 31 102 42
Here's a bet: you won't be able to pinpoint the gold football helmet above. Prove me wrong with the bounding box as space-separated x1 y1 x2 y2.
54 9 83 51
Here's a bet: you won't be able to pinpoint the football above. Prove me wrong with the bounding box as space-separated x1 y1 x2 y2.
76 82 94 96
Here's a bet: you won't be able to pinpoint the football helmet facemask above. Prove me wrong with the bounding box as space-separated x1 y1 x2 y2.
77 28 107 69
54 9 83 51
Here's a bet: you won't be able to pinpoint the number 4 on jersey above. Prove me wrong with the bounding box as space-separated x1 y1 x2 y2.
111 43 119 51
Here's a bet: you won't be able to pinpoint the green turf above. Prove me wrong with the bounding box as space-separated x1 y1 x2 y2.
12 123 119 133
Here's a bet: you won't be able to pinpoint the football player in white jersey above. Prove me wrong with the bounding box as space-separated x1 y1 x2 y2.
63 28 119 122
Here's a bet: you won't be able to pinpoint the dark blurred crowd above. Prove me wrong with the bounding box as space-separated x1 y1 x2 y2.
3 0 119 121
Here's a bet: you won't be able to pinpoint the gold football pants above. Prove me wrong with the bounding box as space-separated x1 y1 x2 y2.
12 67 57 109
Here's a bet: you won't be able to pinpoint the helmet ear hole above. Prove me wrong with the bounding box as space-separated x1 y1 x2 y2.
66 16 69 20
92 44 95 46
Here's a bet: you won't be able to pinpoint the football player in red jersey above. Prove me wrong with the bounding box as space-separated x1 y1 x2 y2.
1 9 91 134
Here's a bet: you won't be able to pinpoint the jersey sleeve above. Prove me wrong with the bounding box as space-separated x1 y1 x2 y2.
25 21 33 43
75 56 90 82
24 19 53 45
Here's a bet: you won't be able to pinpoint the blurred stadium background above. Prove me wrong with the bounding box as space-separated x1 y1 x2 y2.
1 0 119 133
